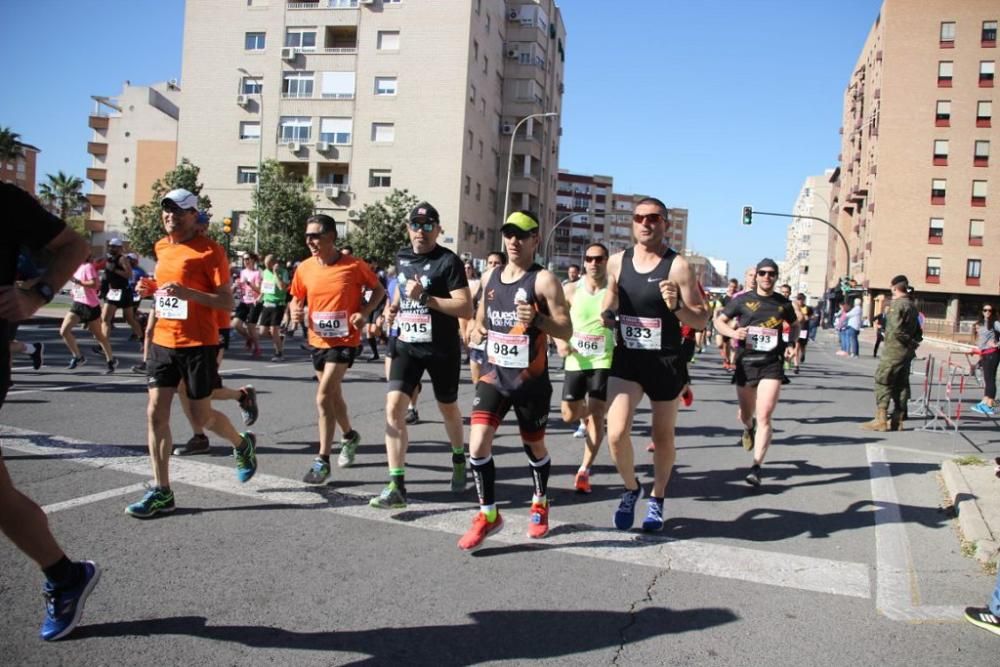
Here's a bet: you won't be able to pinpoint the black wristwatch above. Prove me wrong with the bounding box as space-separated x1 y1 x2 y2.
30 281 55 304
418 292 430 306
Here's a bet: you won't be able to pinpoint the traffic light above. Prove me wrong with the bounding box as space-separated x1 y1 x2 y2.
223 217 233 235
839 276 851 294
741 205 753 226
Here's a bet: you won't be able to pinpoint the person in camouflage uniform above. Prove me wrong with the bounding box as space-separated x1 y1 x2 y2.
862 275 922 432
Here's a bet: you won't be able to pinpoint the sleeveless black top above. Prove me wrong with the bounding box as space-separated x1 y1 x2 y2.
616 247 682 355
481 263 550 393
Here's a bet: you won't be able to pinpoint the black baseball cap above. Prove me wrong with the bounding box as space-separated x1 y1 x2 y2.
409 202 440 225
756 258 779 272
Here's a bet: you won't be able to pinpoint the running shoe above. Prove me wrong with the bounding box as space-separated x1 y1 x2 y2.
237 385 259 427
527 502 549 538
67 356 86 370
458 511 504 551
234 432 257 483
613 486 643 530
573 421 587 438
794 366 800 375
337 430 360 468
405 408 420 425
641 499 665 532
90 344 103 354
964 607 1000 637
125 487 175 518
574 470 592 494
270 354 284 363
103 357 117 375
645 442 656 452
745 464 762 487
30 342 44 370
174 434 210 456
252 342 262 358
450 461 467 493
303 457 331 485
40 561 101 642
741 419 756 451
970 402 996 416
369 482 407 509
131 361 147 374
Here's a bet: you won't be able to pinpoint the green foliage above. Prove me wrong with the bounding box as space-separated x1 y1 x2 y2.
38 171 86 220
65 213 88 239
0 126 24 161
249 160 316 262
126 158 212 258
346 189 419 268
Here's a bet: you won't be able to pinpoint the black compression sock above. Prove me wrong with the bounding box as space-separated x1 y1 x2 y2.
43 556 82 589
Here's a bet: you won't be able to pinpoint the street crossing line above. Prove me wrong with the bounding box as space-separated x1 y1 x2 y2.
41 483 148 515
1 424 871 601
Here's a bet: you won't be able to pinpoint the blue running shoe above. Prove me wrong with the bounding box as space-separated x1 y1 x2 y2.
125 487 175 518
613 486 643 530
642 498 665 532
40 561 101 641
234 432 258 482
971 402 996 416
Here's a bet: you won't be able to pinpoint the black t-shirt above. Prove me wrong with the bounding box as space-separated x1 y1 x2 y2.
394 243 468 352
722 290 796 362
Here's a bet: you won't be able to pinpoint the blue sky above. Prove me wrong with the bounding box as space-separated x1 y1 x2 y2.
1 0 882 276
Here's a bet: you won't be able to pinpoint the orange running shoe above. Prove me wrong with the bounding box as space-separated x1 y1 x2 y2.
458 511 504 551
574 470 592 494
527 502 549 539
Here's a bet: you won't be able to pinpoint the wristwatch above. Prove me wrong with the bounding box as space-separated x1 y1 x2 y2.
418 292 430 306
30 281 55 304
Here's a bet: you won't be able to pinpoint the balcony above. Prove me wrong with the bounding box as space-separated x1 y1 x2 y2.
85 219 104 233
86 167 107 182
88 114 109 130
86 193 106 207
287 0 358 8
87 141 107 156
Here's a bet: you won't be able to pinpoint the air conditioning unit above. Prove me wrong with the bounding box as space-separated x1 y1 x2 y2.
508 8 519 20
316 141 330 152
236 94 249 107
281 47 297 61
287 141 301 152
501 122 514 135
347 209 360 220
505 43 520 58
324 186 340 199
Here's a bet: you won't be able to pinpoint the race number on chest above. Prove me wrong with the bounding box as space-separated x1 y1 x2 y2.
747 326 779 352
620 315 661 351
572 332 606 357
487 331 529 368
154 290 188 320
398 312 432 343
312 310 350 338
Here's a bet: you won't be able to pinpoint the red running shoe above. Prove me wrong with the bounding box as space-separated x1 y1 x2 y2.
574 470 592 494
527 502 549 539
458 511 504 551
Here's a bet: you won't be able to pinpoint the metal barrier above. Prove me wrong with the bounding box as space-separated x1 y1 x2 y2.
918 352 974 434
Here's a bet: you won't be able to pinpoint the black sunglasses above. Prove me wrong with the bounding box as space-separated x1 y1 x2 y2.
757 270 777 277
584 255 606 263
305 231 331 241
162 203 192 214
409 221 436 232
502 229 532 240
633 213 664 224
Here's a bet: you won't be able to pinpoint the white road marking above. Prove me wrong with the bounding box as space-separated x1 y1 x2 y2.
866 444 964 622
42 483 149 514
6 377 142 396
1 425 871 600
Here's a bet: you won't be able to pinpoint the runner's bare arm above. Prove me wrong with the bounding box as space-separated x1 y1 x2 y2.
428 286 473 320
554 281 576 357
0 228 88 321
288 296 304 326
667 254 708 330
469 267 493 346
599 252 623 326
356 282 386 323
714 312 746 340
530 270 573 341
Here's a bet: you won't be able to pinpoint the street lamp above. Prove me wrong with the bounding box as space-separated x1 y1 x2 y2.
238 67 264 253
501 111 557 247
542 211 590 266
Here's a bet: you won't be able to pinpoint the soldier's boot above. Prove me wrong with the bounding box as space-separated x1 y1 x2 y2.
889 411 905 431
861 407 889 432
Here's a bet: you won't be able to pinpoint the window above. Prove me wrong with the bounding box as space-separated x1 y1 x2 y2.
926 257 942 282
940 21 955 46
938 61 953 86
931 178 947 204
321 71 355 99
967 259 982 285
933 139 948 165
488 188 497 213
369 169 391 188
972 180 988 206
279 116 311 142
237 167 258 184
464 175 471 195
478 139 483 158
245 32 266 50
935 100 951 126
969 219 985 245
977 100 993 127
984 20 998 45
377 31 400 50
973 140 990 167
282 71 314 98
239 121 261 140
285 28 317 51
928 217 944 243
241 77 262 95
483 55 488 74
485 12 491 31
469 83 476 103
371 122 395 143
473 39 479 62
475 182 481 201
374 76 397 96
479 97 486 115
319 117 352 144
980 61 996 87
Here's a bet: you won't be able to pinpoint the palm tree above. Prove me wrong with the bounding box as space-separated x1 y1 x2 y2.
0 126 24 162
38 171 86 220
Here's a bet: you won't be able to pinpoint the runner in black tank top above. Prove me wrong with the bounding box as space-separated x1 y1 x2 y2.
601 197 708 534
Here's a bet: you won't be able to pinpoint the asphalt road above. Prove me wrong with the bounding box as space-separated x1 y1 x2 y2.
1 314 998 666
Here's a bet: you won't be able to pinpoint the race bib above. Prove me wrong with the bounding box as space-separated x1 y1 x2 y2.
620 315 661 351
154 290 188 320
487 331 529 368
747 326 779 352
261 280 276 295
71 285 86 301
572 332 606 357
398 312 432 343
312 310 350 338
106 288 122 301
798 329 809 340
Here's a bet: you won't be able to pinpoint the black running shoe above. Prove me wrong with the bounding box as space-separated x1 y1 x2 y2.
238 385 259 427
67 356 86 370
405 408 420 425
131 361 147 374
174 434 210 456
103 358 118 375
30 342 44 370
745 465 761 487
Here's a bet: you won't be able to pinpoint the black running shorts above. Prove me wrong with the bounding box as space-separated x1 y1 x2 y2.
388 340 461 404
561 369 610 402
257 305 285 327
70 302 102 325
234 302 263 324
147 343 219 400
471 379 552 442
734 355 785 388
311 345 356 371
610 350 685 402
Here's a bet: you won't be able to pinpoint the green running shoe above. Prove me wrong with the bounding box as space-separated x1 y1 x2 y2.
369 482 407 509
234 432 257 483
125 488 175 518
450 461 466 494
303 457 331 485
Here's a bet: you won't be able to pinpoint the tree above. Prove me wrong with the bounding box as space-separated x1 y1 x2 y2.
249 160 316 262
0 126 24 162
126 158 212 258
346 189 419 268
38 171 86 220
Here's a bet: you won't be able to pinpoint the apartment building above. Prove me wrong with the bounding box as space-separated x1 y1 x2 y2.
684 251 726 289
0 142 40 193
781 170 835 304
177 0 564 259
832 0 998 331
85 81 181 242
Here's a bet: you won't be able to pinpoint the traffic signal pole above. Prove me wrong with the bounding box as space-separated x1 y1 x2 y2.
743 209 852 289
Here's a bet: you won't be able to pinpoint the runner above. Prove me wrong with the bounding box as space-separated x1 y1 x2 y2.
555 242 614 494
370 202 473 508
600 197 707 531
715 278 738 371
464 251 505 385
258 254 289 362
714 258 801 487
59 255 116 373
288 214 384 484
124 188 258 518
99 238 144 343
794 293 812 373
1 182 99 642
232 252 263 357
458 211 572 551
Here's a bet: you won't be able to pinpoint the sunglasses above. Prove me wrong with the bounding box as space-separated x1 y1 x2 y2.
584 255 606 263
632 213 664 224
757 270 777 277
502 230 532 241
304 232 331 241
409 221 436 232
985 309 994 313
162 203 191 214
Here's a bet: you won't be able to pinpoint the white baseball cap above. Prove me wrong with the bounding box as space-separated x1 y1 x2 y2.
161 188 199 210
108 238 123 246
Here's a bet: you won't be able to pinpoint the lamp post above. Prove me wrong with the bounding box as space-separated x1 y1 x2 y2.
542 211 590 266
501 111 557 247
238 67 264 253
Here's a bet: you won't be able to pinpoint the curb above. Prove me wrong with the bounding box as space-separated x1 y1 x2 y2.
941 460 999 566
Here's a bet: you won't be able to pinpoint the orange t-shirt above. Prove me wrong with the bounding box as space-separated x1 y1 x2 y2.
152 235 231 348
289 255 379 348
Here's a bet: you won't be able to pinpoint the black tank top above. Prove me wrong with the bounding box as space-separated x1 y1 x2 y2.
481 263 550 393
617 247 681 355
105 255 129 290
